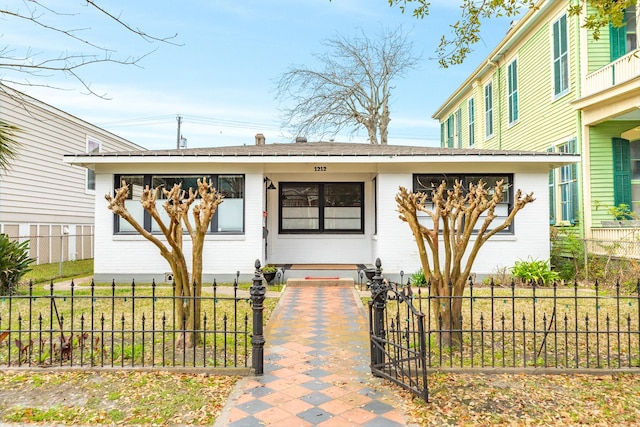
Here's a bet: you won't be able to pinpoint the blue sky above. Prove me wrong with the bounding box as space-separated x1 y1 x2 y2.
2 0 516 150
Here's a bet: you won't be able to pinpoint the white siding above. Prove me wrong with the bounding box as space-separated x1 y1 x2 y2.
0 85 143 226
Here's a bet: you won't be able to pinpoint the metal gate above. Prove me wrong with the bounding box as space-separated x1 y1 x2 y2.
368 260 428 402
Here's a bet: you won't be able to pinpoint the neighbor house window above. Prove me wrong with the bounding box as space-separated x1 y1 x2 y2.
553 13 569 97
455 108 462 148
413 173 513 233
279 182 363 233
86 137 101 192
548 139 578 225
611 137 640 217
446 115 454 148
610 6 637 61
507 58 519 125
468 98 475 147
113 174 244 234
484 82 494 138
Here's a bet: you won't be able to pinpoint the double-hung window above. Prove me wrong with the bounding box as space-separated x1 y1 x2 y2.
553 14 569 98
610 6 637 61
413 174 514 233
279 182 364 234
113 174 245 234
468 98 475 147
507 59 519 125
484 82 494 138
446 115 454 148
455 108 462 148
86 137 101 192
548 139 578 225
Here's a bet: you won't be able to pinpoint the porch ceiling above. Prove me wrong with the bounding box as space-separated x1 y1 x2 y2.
622 126 640 141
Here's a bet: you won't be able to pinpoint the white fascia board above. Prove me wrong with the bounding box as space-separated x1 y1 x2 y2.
64 154 579 167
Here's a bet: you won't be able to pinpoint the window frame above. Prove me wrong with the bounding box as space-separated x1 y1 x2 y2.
507 58 519 125
278 181 364 234
552 13 570 99
484 82 494 139
413 173 515 234
609 6 637 61
112 174 245 235
85 137 101 193
446 115 454 148
548 139 578 225
468 98 475 147
455 108 462 148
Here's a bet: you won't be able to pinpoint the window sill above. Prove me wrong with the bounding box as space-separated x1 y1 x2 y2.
113 234 245 241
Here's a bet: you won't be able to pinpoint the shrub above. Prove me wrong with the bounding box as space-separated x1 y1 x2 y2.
511 257 559 286
0 233 35 295
261 265 278 273
410 268 427 287
608 203 637 220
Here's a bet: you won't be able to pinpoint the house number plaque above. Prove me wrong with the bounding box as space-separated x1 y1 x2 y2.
314 166 327 171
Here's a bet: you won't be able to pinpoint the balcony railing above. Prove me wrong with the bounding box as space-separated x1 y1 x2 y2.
589 226 640 259
584 49 639 97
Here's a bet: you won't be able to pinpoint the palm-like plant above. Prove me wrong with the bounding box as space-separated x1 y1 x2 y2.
0 233 35 295
0 120 20 171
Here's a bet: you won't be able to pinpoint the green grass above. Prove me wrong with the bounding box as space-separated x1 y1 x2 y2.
22 259 94 284
1 284 279 368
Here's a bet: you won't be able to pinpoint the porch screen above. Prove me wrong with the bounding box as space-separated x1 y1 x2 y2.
280 182 363 233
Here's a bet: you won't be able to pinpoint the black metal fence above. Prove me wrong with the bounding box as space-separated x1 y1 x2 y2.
0 261 268 373
369 259 640 401
369 260 428 402
414 279 640 370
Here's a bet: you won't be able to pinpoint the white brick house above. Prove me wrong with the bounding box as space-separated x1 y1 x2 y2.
65 138 577 283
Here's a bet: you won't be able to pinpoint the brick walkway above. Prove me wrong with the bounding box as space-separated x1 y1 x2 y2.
214 285 412 426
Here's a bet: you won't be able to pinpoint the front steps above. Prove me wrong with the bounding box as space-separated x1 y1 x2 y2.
286 277 355 287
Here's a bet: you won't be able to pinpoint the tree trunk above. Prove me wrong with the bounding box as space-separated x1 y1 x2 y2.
173 257 199 348
430 275 463 347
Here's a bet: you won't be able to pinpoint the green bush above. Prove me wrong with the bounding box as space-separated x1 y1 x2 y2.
0 233 35 295
511 257 559 286
410 268 427 287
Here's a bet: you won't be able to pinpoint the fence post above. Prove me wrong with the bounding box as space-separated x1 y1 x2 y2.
370 257 387 369
250 259 266 375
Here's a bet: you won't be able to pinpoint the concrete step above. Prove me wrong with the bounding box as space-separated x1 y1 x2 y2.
286 277 355 287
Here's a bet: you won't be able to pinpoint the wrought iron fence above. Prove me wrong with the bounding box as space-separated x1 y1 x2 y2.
369 258 640 402
369 260 428 402
0 262 269 373
369 263 640 374
412 279 640 370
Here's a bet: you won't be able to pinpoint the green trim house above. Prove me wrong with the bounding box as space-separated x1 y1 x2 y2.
433 0 640 257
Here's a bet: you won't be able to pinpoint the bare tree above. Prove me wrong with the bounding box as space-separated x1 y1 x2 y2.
385 0 636 67
275 27 419 145
0 1 178 97
396 179 535 346
106 178 224 348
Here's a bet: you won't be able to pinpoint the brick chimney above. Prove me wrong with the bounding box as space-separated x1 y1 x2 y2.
255 133 266 145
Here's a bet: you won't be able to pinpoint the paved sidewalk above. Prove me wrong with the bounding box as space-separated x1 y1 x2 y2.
214 285 412 427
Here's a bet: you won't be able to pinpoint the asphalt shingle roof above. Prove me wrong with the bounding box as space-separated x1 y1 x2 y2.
69 141 574 158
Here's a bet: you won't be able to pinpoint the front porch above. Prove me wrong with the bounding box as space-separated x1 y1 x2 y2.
588 227 640 259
